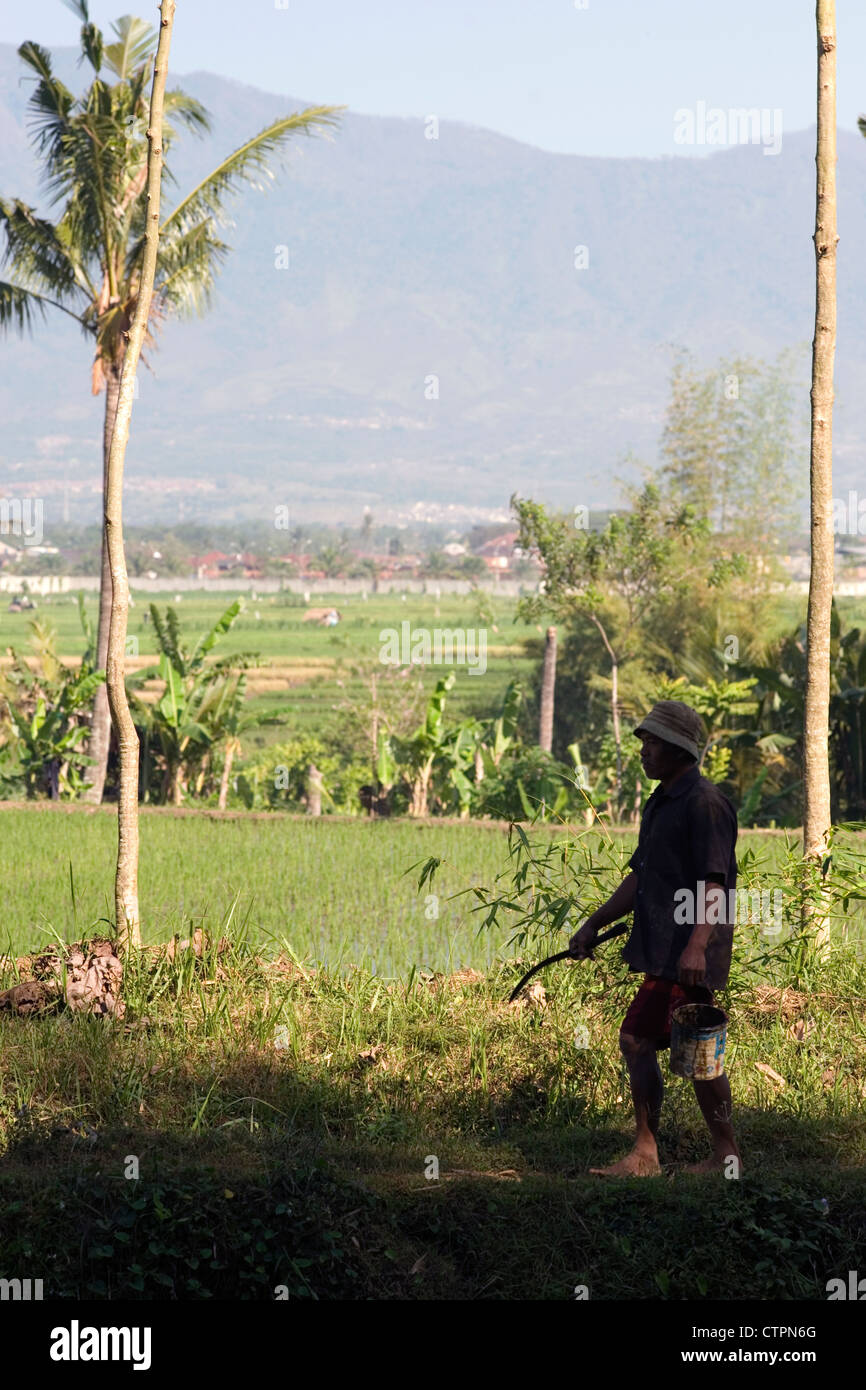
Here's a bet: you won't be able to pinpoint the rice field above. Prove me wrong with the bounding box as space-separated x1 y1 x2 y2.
2 804 862 972
0 590 541 736
0 806 556 967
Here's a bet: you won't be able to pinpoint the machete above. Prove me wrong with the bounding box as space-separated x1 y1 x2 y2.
508 918 631 1003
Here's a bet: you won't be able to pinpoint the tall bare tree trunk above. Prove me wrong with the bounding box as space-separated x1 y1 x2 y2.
803 0 837 938
83 366 121 804
370 671 378 780
306 763 323 816
218 741 235 811
105 0 175 949
539 625 557 752
590 613 622 815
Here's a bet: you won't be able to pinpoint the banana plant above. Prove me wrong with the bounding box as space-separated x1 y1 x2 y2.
128 598 263 804
0 612 104 798
394 672 457 817
197 670 291 808
478 679 523 775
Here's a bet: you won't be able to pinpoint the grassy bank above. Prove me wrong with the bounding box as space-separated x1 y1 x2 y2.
1 806 863 1300
0 932 864 1299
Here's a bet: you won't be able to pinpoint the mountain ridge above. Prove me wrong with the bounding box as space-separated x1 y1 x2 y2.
1 44 864 526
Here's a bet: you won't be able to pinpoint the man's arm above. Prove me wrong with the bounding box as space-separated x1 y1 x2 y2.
677 873 726 986
569 872 637 958
678 792 737 987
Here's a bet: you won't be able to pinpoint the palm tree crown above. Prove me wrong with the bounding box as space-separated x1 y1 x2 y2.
0 1 341 389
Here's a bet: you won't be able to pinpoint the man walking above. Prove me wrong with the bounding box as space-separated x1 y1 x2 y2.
570 700 742 1177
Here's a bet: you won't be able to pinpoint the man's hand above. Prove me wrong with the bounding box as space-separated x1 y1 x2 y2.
677 941 707 988
569 920 599 960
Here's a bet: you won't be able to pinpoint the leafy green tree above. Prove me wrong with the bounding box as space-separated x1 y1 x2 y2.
514 483 737 814
743 603 866 825
422 551 450 577
0 1 340 803
317 542 349 578
660 351 806 616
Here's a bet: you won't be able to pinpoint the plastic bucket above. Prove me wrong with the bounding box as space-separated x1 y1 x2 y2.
670 1003 727 1080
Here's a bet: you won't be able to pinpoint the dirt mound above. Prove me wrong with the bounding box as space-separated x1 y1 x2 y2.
1 937 124 1018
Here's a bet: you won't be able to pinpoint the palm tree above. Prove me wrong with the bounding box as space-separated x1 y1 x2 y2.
317 542 349 578
0 1 341 804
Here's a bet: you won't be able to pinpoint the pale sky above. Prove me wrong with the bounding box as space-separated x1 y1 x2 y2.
2 0 864 158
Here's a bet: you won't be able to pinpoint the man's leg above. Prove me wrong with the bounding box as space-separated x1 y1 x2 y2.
687 1073 743 1174
589 1032 663 1178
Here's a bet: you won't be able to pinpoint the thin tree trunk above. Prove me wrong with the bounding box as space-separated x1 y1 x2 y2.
83 365 121 804
104 0 175 949
410 765 431 818
539 625 557 753
590 613 622 814
218 741 235 811
370 672 378 780
803 0 837 939
306 762 323 816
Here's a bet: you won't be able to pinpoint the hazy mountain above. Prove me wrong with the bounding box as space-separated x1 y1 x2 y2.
1 44 865 528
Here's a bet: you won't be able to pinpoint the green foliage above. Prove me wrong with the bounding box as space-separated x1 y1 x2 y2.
0 1165 371 1300
660 349 806 564
0 613 103 799
129 598 272 804
738 602 866 824
235 737 368 813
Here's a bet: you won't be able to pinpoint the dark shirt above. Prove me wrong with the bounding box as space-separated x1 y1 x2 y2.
623 764 738 990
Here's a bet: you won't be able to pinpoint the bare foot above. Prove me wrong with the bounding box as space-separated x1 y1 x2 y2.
589 1150 661 1178
683 1152 743 1176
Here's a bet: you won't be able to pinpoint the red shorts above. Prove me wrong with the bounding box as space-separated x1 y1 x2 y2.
621 974 714 1050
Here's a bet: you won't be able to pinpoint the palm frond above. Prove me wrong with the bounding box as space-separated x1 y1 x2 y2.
18 43 76 165
61 1 104 72
164 90 211 138
80 23 104 72
153 220 229 317
165 608 185 670
161 106 343 235
0 281 46 331
0 199 81 299
149 603 169 659
0 280 87 333
103 15 156 80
